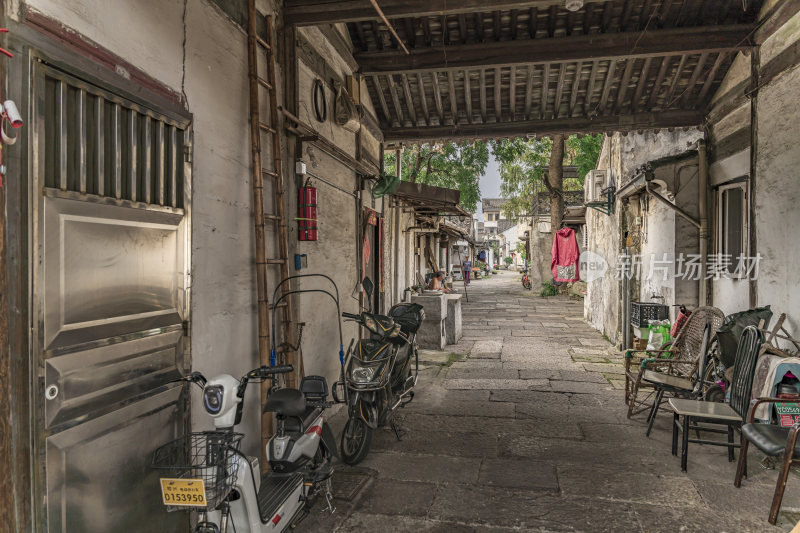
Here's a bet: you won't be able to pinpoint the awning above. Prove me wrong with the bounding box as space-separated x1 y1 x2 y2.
392 181 471 217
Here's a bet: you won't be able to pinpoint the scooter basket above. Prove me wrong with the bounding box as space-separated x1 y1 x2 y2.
152 431 244 511
388 303 424 334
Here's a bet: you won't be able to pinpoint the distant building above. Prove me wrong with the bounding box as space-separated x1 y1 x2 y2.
481 198 509 236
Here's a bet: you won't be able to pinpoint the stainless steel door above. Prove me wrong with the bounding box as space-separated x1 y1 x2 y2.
31 61 192 532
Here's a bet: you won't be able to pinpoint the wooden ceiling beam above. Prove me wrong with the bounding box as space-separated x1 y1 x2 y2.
494 67 502 121
416 73 430 125
663 54 687 108
524 65 535 119
529 6 539 38
480 69 488 122
382 109 704 142
697 52 727 106
569 61 582 117
584 60 599 116
402 74 418 124
432 72 444 122
448 71 459 123
354 24 753 74
680 52 708 108
387 74 405 123
474 12 484 42
613 58 635 114
553 63 567 119
509 65 517 120
647 56 670 108
540 62 550 120
371 75 393 124
598 59 617 114
464 70 473 123
631 56 652 112
285 0 616 26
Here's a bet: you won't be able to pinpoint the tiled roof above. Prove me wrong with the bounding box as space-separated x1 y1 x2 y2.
482 198 508 210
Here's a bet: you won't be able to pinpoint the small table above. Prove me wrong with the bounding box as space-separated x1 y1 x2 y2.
669 398 743 472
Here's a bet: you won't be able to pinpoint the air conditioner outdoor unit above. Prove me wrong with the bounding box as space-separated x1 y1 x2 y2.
586 169 607 201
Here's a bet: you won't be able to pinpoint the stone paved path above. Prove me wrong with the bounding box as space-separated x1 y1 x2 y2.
304 271 799 532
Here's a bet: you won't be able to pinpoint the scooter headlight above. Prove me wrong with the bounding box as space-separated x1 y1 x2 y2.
351 364 376 383
203 385 224 415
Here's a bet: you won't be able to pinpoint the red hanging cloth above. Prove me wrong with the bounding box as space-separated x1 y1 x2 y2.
551 227 580 282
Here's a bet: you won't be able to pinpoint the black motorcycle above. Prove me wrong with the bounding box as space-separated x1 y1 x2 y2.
334 277 424 465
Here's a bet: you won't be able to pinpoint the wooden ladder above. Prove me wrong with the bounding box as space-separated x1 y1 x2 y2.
246 2 296 455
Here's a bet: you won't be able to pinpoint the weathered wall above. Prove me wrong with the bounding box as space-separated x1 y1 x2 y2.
15 0 282 457
754 59 800 336
585 130 702 343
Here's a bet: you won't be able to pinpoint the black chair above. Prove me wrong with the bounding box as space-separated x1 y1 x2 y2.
735 394 800 524
668 326 763 472
643 324 712 437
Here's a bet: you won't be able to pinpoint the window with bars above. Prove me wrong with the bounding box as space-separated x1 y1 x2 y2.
40 65 189 209
717 181 748 276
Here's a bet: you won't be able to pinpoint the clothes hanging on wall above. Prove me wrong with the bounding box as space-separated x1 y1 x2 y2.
551 227 580 282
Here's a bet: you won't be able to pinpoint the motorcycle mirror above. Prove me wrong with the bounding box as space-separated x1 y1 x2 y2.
362 277 374 298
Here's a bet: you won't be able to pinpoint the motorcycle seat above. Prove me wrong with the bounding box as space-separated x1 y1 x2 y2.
263 388 306 417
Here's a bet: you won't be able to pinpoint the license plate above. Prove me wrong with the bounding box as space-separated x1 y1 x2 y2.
160 478 207 507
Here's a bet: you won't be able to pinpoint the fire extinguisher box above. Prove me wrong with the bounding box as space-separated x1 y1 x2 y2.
298 184 317 241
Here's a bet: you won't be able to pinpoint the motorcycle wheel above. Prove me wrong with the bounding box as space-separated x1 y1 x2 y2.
340 417 372 465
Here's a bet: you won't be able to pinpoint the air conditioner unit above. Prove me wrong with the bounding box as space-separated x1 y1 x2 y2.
586 170 607 201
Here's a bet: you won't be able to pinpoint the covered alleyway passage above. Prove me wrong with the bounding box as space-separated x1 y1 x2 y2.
305 271 799 532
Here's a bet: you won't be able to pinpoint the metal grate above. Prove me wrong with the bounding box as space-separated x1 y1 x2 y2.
41 66 188 208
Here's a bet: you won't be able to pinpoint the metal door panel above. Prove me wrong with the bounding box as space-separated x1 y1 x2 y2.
44 329 183 427
45 387 186 533
43 196 186 350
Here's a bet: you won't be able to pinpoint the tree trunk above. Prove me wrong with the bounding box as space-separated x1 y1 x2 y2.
547 134 565 230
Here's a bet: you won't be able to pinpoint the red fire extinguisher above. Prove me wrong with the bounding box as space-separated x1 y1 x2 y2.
298 179 318 241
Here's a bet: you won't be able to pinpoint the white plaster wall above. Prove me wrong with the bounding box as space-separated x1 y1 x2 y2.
18 0 278 456
755 64 800 337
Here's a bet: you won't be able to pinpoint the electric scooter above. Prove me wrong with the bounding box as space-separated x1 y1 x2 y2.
335 277 424 465
152 275 347 533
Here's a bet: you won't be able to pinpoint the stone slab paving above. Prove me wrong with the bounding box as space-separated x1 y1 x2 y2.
300 271 799 532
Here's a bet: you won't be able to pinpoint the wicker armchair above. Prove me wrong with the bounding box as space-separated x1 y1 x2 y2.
625 306 725 418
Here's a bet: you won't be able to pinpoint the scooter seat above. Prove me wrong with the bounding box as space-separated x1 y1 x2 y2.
263 388 306 417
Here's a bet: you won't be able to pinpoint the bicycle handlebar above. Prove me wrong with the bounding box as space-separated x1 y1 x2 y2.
342 312 361 320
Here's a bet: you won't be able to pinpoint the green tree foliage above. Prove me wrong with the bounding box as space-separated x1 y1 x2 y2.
567 134 604 182
383 142 489 212
515 241 527 261
490 134 603 221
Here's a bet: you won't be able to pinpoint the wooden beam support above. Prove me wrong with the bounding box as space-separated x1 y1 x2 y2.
680 52 708 108
416 72 430 125
383 109 704 142
494 67 502 121
509 65 517 120
458 13 468 44
524 64 535 119
493 10 501 41
697 52 727 107
286 0 615 26
529 6 538 38
598 58 617 114
614 58 635 114
553 63 567 119
540 62 550 120
584 59 599 116
402 73 418 124
387 74 405 123
464 70 473 123
647 56 670 108
548 5 557 37
631 56 652 112
569 61 582 117
480 68 488 122
511 9 519 40
583 3 594 35
663 54 687 108
371 74 393 124
432 71 444 122
354 24 754 74
448 71 459 123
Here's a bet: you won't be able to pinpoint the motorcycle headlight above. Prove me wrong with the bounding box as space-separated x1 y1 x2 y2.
351 364 376 383
363 315 380 335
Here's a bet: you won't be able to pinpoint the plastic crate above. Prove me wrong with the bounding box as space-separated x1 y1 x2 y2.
631 302 669 328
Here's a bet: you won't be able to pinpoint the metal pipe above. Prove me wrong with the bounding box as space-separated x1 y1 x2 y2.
369 0 410 55
645 183 701 229
622 246 631 350
697 139 709 306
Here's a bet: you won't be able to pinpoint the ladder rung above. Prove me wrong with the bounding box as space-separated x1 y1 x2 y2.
266 258 287 264
273 301 287 309
257 77 273 90
256 36 271 51
264 214 280 221
262 169 278 177
259 122 276 134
